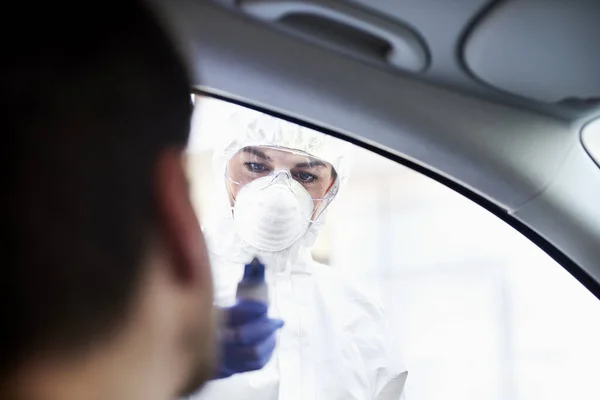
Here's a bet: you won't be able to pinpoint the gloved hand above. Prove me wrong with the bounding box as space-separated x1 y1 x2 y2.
214 300 284 379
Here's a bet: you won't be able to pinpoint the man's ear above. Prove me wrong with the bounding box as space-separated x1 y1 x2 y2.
155 148 207 283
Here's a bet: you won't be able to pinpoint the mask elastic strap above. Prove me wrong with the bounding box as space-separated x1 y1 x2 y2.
311 177 340 220
225 171 242 186
224 171 239 218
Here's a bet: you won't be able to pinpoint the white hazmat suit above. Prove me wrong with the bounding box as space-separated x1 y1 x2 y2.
191 106 408 400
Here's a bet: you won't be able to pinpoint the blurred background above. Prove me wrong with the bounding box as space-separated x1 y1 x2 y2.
187 96 600 400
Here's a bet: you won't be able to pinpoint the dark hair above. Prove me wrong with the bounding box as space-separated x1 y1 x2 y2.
2 1 192 373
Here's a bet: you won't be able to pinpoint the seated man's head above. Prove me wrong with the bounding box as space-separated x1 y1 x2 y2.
3 2 215 398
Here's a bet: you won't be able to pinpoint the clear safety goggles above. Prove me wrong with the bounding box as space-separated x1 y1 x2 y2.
225 145 339 220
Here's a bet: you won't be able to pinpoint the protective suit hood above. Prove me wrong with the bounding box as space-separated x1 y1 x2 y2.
202 106 351 273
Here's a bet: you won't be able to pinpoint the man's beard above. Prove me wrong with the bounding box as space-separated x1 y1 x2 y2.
177 359 214 398
177 311 219 398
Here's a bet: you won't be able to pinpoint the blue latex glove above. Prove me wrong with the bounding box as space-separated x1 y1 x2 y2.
214 300 284 379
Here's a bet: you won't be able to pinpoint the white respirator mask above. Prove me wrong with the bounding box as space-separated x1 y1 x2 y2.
232 171 315 252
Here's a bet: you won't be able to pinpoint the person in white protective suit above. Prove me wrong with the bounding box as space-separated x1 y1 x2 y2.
191 107 408 400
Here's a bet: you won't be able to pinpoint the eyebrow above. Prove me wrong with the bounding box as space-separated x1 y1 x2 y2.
242 147 272 161
295 160 327 169
242 147 327 169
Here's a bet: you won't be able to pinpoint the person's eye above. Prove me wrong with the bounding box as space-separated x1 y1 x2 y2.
244 162 268 173
295 171 318 183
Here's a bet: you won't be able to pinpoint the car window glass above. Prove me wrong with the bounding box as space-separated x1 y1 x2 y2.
187 96 600 400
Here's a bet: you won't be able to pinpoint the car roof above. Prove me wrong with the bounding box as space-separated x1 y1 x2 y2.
149 0 600 297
